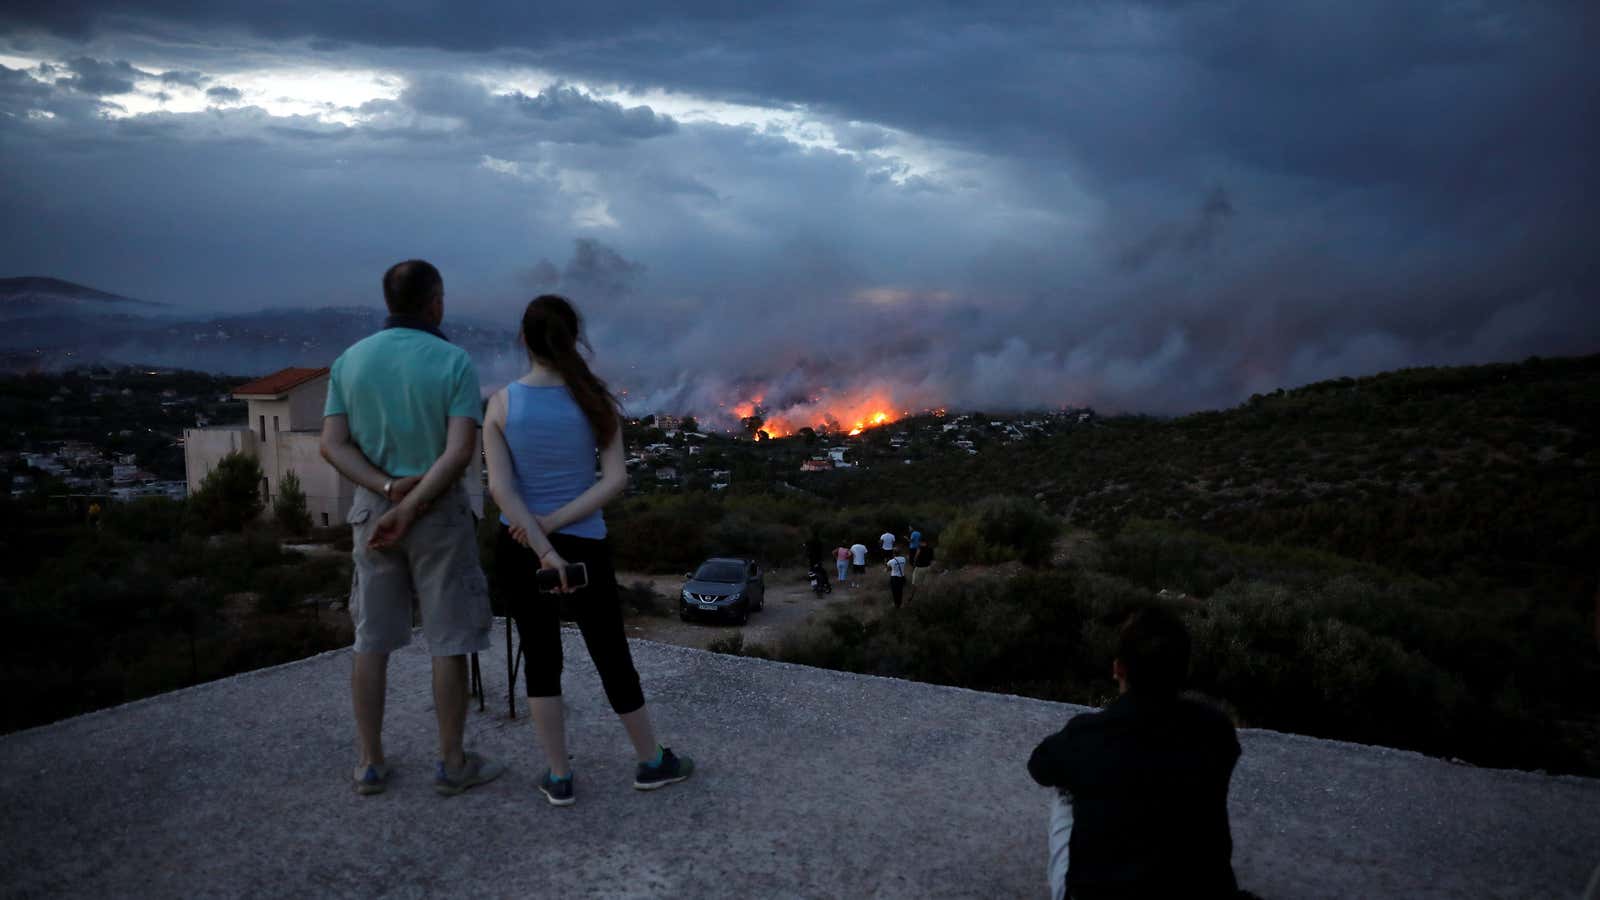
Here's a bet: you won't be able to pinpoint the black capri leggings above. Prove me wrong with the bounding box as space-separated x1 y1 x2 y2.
496 526 646 715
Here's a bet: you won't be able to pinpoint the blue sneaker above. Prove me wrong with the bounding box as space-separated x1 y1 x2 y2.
537 770 576 807
352 763 391 796
634 747 694 791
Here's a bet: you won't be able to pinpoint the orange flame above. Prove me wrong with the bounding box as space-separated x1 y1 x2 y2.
721 388 907 439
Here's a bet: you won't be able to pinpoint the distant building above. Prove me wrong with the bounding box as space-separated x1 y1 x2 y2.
655 467 680 482
800 459 830 473
183 366 483 529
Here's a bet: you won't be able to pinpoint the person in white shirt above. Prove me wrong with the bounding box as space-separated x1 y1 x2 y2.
885 546 909 608
849 542 868 586
879 530 896 563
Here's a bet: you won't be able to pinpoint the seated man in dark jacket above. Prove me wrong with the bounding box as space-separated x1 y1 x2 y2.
1027 607 1241 900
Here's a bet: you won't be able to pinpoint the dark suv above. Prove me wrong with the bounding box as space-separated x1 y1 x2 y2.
679 557 766 624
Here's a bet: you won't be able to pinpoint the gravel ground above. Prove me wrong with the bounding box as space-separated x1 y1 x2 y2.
2 628 1597 899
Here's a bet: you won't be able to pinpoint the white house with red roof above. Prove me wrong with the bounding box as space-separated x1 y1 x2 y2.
183 367 483 528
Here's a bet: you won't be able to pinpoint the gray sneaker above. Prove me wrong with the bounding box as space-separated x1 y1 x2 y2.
434 752 506 796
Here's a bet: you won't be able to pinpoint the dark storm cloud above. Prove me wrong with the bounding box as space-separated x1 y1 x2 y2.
0 1 1595 415
56 55 145 95
158 69 205 87
1116 188 1236 273
401 75 675 144
203 84 241 102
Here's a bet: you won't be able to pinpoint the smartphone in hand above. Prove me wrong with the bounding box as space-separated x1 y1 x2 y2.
536 562 589 592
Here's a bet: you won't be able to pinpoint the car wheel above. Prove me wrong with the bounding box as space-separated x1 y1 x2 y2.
736 605 749 626
679 610 691 623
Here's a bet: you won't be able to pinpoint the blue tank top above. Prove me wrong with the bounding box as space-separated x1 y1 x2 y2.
499 382 606 539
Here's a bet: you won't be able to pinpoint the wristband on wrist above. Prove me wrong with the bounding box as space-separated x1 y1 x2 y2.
382 479 394 500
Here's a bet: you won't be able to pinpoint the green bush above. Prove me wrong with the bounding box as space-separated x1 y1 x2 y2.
189 452 266 533
706 631 774 659
619 580 668 617
940 495 1059 566
274 469 313 535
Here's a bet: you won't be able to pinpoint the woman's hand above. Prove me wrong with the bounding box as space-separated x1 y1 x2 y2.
538 548 574 593
509 521 573 593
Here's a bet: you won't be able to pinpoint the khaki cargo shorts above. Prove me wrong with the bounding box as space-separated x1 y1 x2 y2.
346 485 491 657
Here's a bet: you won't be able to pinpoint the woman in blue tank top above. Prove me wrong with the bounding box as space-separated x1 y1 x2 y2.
483 294 694 806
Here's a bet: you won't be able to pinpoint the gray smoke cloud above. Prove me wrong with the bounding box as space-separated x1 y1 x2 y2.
0 1 1594 418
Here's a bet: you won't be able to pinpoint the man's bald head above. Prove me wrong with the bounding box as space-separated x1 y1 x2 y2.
382 260 442 316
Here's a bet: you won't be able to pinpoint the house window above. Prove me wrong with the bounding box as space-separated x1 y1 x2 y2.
258 415 266 441
261 477 269 502
321 512 329 527
272 415 279 433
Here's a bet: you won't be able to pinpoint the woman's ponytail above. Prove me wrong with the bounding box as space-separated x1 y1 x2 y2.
520 294 621 447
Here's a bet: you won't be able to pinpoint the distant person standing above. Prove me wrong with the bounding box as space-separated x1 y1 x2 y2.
908 526 922 559
879 529 897 563
850 541 868 586
885 545 909 609
319 259 502 797
834 544 851 588
1028 607 1241 899
908 538 935 603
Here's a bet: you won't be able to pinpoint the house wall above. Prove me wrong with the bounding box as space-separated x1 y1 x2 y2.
287 375 329 431
273 432 349 527
245 398 292 441
245 398 291 492
187 380 485 526
182 426 258 496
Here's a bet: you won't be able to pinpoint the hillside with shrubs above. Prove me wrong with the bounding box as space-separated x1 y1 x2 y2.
618 354 1600 775
2 354 1594 775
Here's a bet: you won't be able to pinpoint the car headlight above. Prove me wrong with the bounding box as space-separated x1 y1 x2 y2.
681 589 693 600
727 592 742 602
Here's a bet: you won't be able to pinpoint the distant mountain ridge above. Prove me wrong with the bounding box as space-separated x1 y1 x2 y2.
0 276 161 309
0 276 520 379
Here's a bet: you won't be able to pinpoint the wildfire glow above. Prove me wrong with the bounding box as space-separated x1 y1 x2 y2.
722 388 908 439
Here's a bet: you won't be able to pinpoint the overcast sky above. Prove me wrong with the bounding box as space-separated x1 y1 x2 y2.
1 2 1595 417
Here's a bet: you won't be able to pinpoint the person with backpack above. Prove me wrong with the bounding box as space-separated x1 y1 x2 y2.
885 544 909 609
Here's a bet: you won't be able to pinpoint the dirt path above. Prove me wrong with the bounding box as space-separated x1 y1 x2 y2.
617 567 891 650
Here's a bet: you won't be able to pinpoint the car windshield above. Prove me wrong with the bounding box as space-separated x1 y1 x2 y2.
693 561 745 583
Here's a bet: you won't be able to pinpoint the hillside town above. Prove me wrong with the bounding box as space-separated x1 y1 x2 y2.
4 365 1097 511
618 408 1095 495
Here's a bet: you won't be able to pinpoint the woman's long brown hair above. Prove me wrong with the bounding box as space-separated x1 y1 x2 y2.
520 294 621 448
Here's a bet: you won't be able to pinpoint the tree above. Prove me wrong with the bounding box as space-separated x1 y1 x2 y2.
190 451 266 533
274 469 313 535
681 416 699 434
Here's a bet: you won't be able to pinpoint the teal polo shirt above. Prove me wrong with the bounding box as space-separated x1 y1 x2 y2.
324 327 483 478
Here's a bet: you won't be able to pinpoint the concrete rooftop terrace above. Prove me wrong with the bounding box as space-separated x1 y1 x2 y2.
2 625 1598 899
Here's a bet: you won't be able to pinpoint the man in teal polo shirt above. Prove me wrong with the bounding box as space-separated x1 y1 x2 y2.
320 259 504 797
